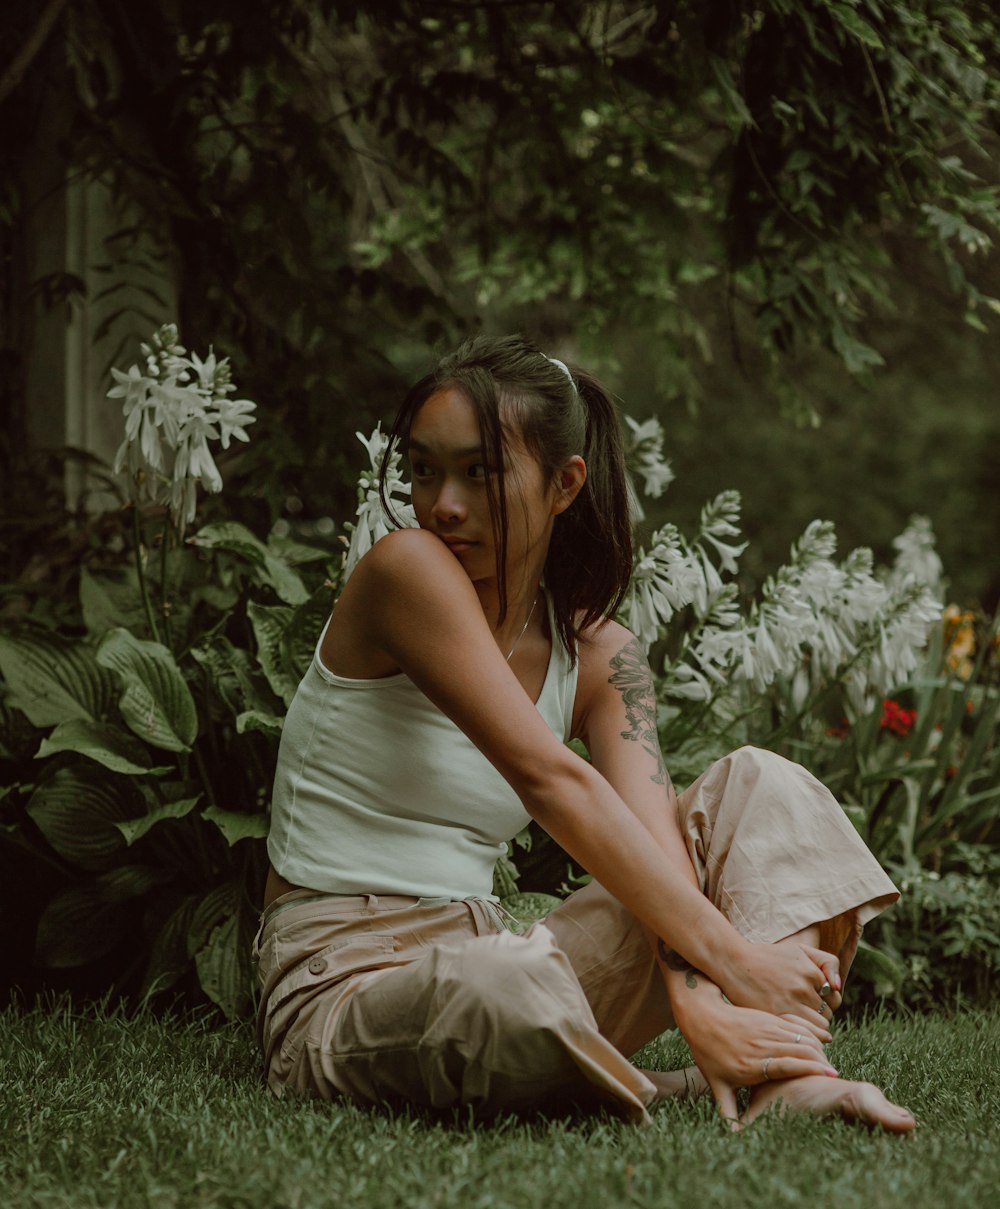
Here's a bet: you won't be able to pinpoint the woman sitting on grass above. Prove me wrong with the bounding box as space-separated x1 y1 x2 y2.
255 335 914 1132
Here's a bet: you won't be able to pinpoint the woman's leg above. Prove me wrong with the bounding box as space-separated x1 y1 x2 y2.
544 746 912 1125
256 893 658 1121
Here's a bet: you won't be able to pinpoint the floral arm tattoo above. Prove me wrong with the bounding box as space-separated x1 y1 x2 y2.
657 938 702 989
607 637 670 787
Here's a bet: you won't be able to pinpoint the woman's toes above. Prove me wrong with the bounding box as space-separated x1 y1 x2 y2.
843 1082 916 1133
744 1076 915 1132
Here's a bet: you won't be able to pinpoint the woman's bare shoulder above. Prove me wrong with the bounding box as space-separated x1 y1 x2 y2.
348 528 467 597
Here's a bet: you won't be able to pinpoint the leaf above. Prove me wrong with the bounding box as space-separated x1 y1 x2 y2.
280 583 333 681
190 637 278 719
27 765 140 870
709 54 754 128
187 882 240 957
33 865 164 968
247 602 298 706
850 938 906 998
831 323 885 374
194 906 254 1020
79 566 147 635
0 632 118 727
115 795 201 845
139 894 200 999
235 709 283 737
189 521 308 605
35 888 127 967
97 628 198 752
36 719 170 775
499 892 563 933
830 4 884 48
202 804 269 845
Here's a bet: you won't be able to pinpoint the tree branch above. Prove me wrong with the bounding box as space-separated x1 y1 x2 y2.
0 0 69 108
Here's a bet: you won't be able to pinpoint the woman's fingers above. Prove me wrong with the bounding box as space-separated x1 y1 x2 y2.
754 1055 839 1086
803 945 842 995
779 1013 832 1044
708 1076 743 1132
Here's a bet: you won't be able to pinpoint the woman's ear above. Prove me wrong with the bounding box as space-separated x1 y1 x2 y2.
552 455 587 516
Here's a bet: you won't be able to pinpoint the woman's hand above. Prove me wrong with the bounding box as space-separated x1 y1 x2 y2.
719 938 843 1020
676 993 838 1129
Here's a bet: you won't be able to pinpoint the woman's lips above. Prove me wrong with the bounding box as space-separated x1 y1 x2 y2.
441 537 476 554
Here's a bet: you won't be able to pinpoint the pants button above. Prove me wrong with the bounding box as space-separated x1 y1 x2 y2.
308 957 327 975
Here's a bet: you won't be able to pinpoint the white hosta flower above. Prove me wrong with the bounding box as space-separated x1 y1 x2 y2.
109 324 257 536
215 397 257 448
889 515 944 595
694 490 747 577
623 414 674 506
621 525 708 648
343 425 418 580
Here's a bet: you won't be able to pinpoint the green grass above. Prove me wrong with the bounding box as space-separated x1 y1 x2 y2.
2 1002 998 1209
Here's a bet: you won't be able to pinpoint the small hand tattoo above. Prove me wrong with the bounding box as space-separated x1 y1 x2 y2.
657 938 701 989
608 637 669 787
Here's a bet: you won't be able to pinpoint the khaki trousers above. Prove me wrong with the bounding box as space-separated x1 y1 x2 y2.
253 746 898 1122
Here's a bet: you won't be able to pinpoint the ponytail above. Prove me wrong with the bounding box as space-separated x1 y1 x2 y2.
543 368 633 660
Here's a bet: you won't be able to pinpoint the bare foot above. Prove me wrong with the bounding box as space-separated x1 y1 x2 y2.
743 1075 915 1133
640 1066 710 1102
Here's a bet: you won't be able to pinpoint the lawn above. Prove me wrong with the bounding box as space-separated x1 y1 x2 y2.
2 1001 998 1209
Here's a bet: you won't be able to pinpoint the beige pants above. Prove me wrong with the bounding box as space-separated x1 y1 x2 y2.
253 747 899 1122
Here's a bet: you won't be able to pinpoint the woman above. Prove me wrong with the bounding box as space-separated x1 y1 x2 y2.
255 335 914 1131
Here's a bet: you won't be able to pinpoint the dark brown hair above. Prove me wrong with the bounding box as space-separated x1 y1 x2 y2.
379 334 633 660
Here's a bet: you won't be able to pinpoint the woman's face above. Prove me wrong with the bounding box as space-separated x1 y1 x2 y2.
407 387 559 589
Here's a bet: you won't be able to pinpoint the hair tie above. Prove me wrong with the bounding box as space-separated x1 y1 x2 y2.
544 355 576 390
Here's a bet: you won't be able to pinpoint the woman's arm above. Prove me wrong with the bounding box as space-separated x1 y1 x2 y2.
345 529 835 1014
573 621 841 1017
575 620 839 1112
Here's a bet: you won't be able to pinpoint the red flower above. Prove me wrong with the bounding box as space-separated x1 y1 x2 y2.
881 698 917 737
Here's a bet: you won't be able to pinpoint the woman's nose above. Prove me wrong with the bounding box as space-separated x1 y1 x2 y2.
431 481 467 524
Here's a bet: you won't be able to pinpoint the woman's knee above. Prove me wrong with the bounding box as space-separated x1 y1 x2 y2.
433 928 591 1040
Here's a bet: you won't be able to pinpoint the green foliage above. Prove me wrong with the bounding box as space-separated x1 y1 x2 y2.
0 499 340 1018
5 0 1000 539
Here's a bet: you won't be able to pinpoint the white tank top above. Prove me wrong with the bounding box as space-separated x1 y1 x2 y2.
266 593 579 900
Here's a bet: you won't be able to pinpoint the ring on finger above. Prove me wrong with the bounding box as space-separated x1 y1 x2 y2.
793 1033 802 1043
762 1056 774 1081
819 981 833 1001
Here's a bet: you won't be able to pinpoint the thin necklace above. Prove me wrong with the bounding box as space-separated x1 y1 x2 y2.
505 593 539 662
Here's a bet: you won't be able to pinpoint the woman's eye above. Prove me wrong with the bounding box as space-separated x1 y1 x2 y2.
468 463 490 480
410 461 433 478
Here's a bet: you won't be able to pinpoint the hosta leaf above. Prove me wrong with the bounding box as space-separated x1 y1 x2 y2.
115 795 201 845
194 906 254 1020
235 709 283 737
34 865 163 968
190 521 308 605
140 894 200 999
36 719 169 775
202 804 269 845
280 583 333 680
79 566 147 636
187 882 240 957
247 602 298 706
35 888 127 967
190 637 279 718
266 534 334 567
0 632 118 727
27 765 140 870
97 628 197 752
